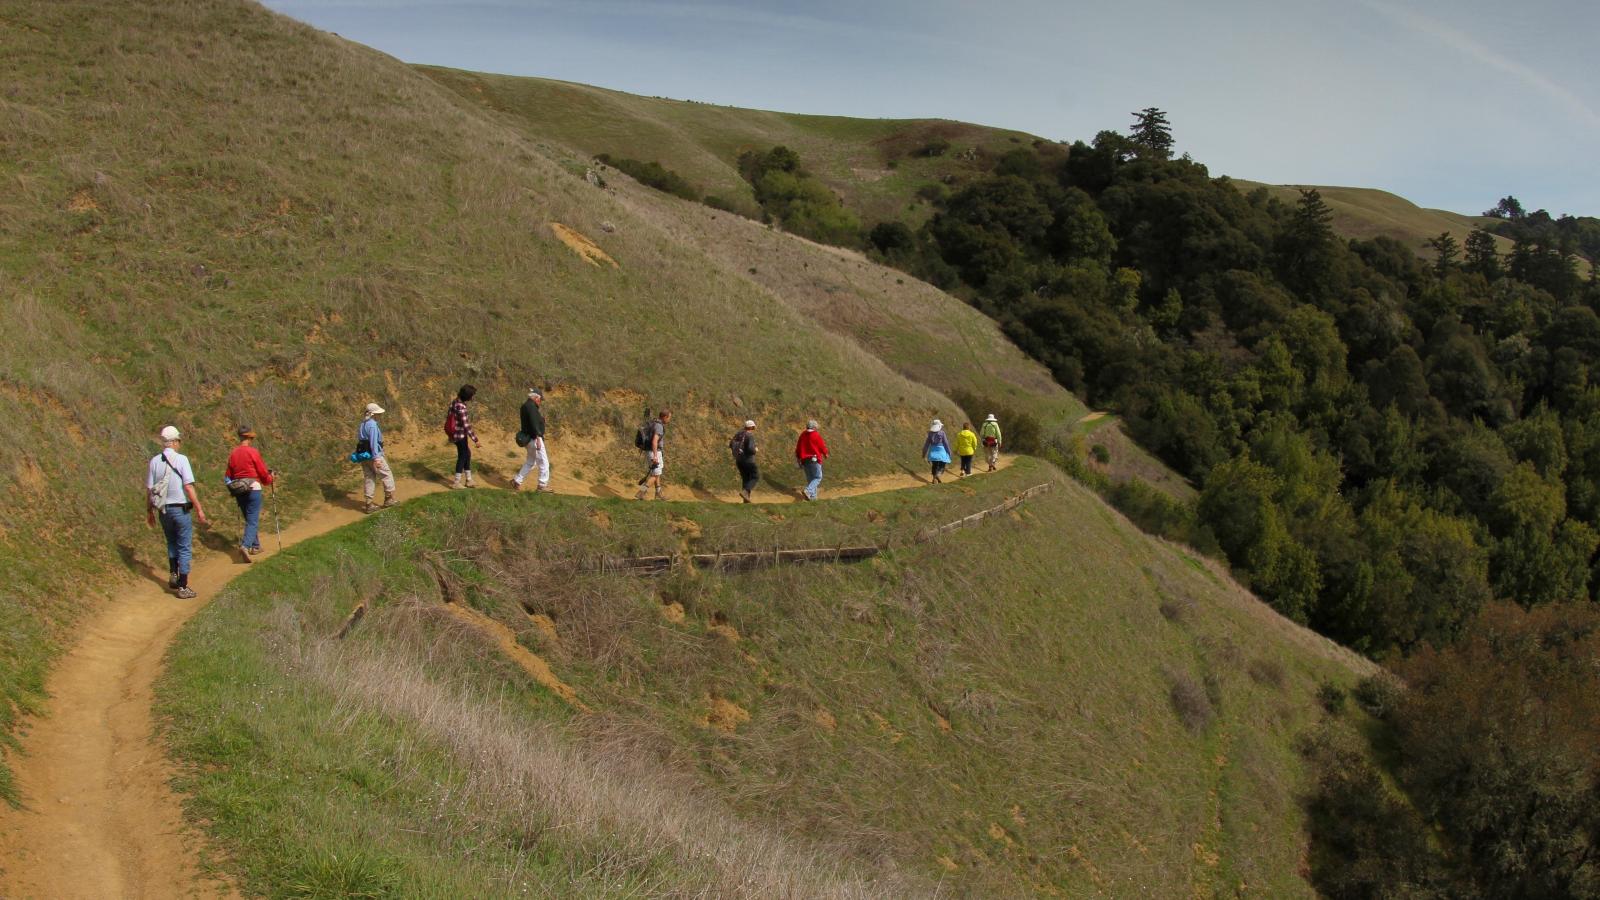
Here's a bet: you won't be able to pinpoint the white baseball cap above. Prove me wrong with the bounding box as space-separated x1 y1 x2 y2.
365 402 385 416
159 425 181 442
744 419 756 428
529 389 543 398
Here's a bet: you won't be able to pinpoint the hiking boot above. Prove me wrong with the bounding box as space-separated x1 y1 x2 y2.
635 486 649 500
536 485 554 494
241 548 254 564
382 495 397 508
175 586 197 599
168 571 180 589
740 491 751 503
512 480 523 492
362 500 376 514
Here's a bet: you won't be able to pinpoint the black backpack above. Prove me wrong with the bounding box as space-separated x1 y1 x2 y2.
634 422 651 450
729 431 749 459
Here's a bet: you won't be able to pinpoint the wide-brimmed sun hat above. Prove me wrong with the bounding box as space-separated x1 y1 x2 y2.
984 414 997 422
930 420 944 432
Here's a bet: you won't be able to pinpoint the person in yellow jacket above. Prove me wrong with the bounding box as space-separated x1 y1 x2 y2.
953 421 980 477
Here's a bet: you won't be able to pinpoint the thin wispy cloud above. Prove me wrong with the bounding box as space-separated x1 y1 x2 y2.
1358 0 1600 129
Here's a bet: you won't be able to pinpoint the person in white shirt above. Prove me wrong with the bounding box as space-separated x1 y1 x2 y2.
145 425 208 598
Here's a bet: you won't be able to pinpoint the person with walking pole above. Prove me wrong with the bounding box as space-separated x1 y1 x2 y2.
224 425 275 563
145 425 208 598
635 409 670 500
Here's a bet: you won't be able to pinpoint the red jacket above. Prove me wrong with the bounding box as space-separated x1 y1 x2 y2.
794 429 829 463
226 445 274 485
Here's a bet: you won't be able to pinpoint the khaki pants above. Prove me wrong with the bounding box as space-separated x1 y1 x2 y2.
362 454 395 500
986 445 1000 468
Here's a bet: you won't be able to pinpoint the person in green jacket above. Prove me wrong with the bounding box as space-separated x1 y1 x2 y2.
980 414 1003 471
953 421 979 477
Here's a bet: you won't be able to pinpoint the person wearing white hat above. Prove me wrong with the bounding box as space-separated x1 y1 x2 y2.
922 419 953 483
145 425 208 598
514 389 551 493
358 402 396 513
729 419 759 502
980 414 1003 472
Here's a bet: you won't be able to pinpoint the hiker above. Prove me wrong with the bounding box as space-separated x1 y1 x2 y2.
954 421 979 477
980 414 1003 472
514 389 551 493
794 419 829 500
731 419 759 502
145 425 208 598
358 402 396 513
923 419 952 483
447 384 481 489
635 409 670 500
224 425 275 561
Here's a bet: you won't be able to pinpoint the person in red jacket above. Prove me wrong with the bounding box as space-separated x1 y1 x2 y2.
224 425 276 560
794 419 829 501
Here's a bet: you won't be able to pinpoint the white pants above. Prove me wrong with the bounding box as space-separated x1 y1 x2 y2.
515 438 549 487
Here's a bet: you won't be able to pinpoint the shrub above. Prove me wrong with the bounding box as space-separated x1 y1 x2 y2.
702 195 739 213
1316 681 1346 714
1089 443 1110 464
1167 670 1214 733
1351 674 1401 719
1246 657 1286 689
594 154 700 201
913 138 951 158
915 183 948 204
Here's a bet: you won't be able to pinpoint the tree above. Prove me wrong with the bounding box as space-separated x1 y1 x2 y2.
1427 231 1459 278
1129 107 1174 160
1483 195 1525 219
1464 228 1501 279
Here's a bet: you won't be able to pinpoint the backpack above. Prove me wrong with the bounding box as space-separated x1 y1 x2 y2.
148 452 175 509
442 405 456 440
729 431 749 459
634 422 651 450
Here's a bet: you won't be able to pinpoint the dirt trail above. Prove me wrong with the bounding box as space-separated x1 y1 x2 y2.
0 450 1015 897
0 475 443 899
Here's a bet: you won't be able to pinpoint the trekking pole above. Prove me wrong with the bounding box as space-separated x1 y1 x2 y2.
271 481 283 552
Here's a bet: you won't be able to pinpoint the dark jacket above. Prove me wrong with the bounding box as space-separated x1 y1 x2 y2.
520 399 546 443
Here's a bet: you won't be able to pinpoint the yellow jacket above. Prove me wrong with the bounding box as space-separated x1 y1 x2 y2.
953 428 979 457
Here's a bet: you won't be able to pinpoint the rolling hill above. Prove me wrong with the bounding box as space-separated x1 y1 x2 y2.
1 0 1373 895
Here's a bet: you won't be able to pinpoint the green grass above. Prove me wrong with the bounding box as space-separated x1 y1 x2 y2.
0 0 1057 790
161 459 1371 895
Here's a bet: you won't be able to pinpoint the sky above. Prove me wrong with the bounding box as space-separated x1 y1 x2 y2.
262 0 1599 217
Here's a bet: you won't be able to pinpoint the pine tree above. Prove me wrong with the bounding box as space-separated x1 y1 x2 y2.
1464 228 1501 279
1129 107 1174 160
1428 232 1460 278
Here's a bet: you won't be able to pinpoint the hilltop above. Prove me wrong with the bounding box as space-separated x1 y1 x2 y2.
1 0 1373 895
419 68 1514 264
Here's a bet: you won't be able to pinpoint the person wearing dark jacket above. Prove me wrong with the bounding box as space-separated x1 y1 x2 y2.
514 389 551 492
731 419 759 502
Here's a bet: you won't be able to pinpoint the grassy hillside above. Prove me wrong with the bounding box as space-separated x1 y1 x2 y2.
0 0 1072 792
416 67 1042 226
1235 181 1511 256
161 459 1371 896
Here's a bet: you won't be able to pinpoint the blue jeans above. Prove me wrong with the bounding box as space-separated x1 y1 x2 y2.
159 505 194 575
234 490 263 550
802 461 823 499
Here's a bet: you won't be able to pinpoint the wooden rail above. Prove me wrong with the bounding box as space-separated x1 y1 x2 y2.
596 482 1052 577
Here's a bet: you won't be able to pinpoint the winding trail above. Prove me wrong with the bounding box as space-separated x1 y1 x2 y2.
0 453 1013 897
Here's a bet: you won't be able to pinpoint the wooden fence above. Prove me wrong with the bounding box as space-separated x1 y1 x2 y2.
596 482 1052 577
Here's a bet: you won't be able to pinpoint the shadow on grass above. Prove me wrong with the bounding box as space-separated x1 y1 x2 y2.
318 482 367 513
898 462 932 484
591 483 621 499
117 542 165 587
404 461 452 486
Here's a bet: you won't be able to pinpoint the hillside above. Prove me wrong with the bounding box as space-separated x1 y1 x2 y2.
159 460 1370 896
0 0 1374 896
418 68 1522 267
416 67 1044 226
0 0 1074 775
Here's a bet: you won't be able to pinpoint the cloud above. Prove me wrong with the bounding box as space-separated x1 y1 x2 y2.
1357 0 1600 129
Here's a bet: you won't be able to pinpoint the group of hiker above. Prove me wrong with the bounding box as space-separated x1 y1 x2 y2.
144 385 1004 597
